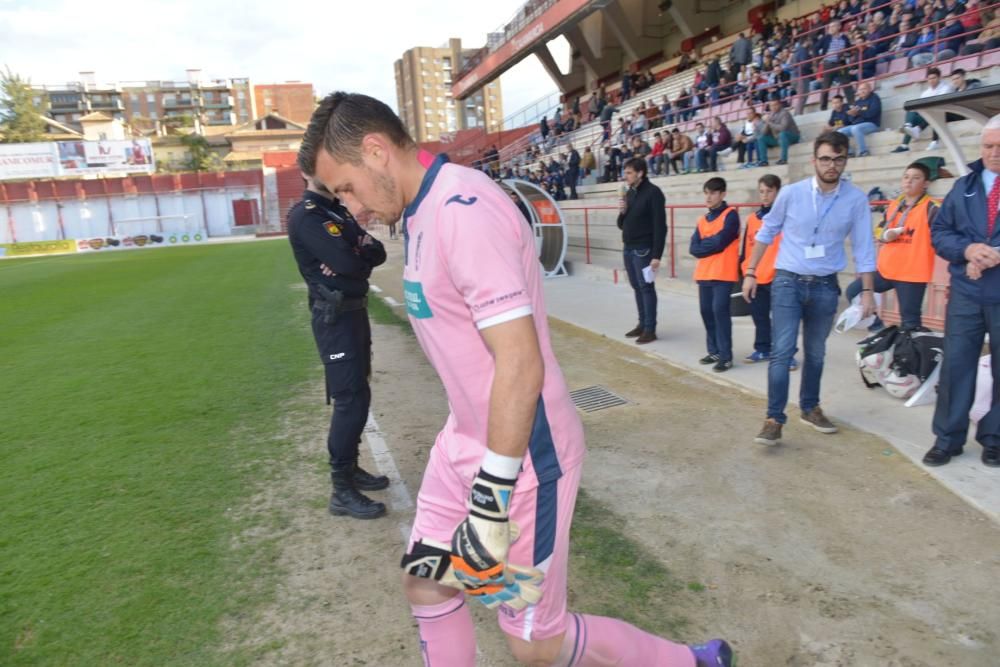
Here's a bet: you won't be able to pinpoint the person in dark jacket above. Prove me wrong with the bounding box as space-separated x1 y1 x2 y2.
924 116 1000 468
837 82 881 157
617 157 667 344
287 174 389 520
690 177 741 372
566 145 581 199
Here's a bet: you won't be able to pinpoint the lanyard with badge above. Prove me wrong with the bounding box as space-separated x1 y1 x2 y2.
806 181 840 259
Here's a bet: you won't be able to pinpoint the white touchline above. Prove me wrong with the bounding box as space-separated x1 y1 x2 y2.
369 284 383 293
363 412 414 543
383 296 402 307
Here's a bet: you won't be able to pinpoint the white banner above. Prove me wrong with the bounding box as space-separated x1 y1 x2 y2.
58 139 155 175
0 140 155 180
0 143 59 179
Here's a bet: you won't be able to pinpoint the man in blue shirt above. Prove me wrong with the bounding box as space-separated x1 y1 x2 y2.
837 82 882 157
924 115 1000 468
742 131 876 446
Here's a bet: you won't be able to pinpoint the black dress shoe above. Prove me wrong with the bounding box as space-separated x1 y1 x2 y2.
922 447 957 467
983 446 1000 468
625 325 643 338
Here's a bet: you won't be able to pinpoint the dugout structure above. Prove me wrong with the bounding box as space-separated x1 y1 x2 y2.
502 179 569 278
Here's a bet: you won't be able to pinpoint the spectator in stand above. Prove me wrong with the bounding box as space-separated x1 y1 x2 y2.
616 118 630 145
884 15 919 61
539 116 550 145
791 36 818 114
891 66 954 153
599 101 618 142
923 115 1000 469
659 95 675 126
648 132 667 176
757 98 801 167
959 0 985 36
621 69 632 102
581 146 596 178
861 14 894 78
823 94 851 132
817 19 855 110
690 177 741 373
706 55 723 88
838 81 881 157
909 24 938 66
961 10 1000 53
587 93 602 124
936 11 969 57
668 128 694 176
950 67 983 92
730 32 753 78
631 105 648 135
602 144 623 183
691 122 713 173
676 88 693 121
630 135 652 167
566 145 581 200
736 109 762 167
845 161 939 331
705 117 733 172
768 63 792 100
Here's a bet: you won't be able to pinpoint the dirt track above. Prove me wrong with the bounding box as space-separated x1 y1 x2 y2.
226 250 1000 667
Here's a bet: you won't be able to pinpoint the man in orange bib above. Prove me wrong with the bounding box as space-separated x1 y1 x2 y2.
690 177 741 372
741 174 797 370
845 162 938 330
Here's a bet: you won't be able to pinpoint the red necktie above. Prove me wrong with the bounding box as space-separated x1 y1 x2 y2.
989 176 1000 238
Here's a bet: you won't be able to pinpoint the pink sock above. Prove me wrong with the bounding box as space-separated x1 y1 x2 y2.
555 613 696 667
410 595 476 667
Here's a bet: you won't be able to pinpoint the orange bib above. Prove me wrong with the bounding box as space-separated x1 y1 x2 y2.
741 211 782 285
694 206 740 282
877 196 935 283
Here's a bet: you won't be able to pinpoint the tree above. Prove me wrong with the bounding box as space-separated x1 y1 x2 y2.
179 133 224 172
0 67 45 144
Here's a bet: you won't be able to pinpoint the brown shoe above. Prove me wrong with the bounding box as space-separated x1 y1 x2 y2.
625 325 643 338
800 407 838 434
636 330 657 344
754 418 782 446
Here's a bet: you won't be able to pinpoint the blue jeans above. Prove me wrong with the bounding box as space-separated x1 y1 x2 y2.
757 131 800 163
932 290 1000 453
698 280 734 361
624 248 657 331
767 270 840 423
845 272 926 330
837 122 878 154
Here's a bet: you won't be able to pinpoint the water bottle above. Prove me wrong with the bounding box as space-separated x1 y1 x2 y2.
618 183 628 213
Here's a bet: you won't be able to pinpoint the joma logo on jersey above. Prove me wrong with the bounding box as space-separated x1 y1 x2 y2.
446 194 478 207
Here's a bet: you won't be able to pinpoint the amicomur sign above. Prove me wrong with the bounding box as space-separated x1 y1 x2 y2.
0 140 155 181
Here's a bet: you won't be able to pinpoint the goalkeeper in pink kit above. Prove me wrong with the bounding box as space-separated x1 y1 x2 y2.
299 92 733 667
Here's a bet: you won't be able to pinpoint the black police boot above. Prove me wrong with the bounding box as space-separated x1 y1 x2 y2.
353 460 390 491
329 466 386 520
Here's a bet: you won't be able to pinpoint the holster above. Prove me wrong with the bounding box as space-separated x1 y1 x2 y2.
315 284 367 326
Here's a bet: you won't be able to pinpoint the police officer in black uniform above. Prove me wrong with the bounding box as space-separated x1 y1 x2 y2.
287 175 388 520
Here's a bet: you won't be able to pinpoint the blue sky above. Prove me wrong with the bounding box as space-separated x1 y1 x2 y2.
0 0 567 120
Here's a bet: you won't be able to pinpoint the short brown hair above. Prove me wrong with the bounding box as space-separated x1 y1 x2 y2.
813 131 849 156
298 92 415 174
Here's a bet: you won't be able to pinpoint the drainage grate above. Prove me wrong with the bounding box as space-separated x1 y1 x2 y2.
569 385 629 413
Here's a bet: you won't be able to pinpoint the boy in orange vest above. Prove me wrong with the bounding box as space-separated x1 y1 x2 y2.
740 174 799 370
690 177 741 372
845 161 938 330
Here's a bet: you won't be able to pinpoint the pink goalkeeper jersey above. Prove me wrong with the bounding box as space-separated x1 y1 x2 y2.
401 154 585 490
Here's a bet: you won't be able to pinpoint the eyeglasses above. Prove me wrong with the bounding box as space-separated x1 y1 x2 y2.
816 156 848 166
